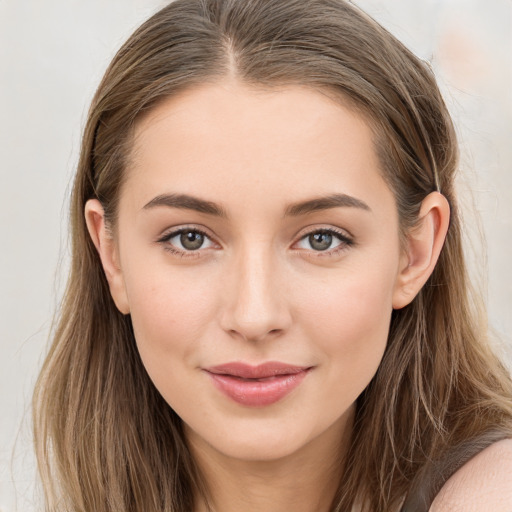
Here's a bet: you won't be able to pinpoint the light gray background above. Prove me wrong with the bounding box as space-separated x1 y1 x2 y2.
1 0 511 510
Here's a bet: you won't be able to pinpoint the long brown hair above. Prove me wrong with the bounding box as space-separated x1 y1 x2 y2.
33 1 512 510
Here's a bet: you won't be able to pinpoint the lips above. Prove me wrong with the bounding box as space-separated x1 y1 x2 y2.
204 362 311 407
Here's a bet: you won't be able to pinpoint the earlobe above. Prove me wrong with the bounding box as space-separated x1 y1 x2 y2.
84 199 130 314
392 192 450 310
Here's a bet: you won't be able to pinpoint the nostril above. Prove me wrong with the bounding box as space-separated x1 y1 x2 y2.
227 327 284 343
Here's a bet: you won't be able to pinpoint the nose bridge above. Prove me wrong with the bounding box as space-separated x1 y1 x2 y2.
221 240 291 342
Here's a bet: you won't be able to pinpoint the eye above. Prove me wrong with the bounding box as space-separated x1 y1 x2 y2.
158 227 216 256
295 228 353 255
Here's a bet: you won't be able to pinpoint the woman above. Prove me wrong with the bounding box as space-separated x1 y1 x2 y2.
33 0 512 510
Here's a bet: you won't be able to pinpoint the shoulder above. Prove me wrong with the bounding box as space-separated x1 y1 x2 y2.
429 438 512 512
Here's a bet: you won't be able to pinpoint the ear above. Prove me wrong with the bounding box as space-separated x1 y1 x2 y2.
84 199 130 314
392 192 450 310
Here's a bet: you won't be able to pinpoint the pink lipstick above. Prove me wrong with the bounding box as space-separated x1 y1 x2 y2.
204 362 311 407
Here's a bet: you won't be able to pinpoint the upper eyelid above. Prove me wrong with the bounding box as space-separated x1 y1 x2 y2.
158 225 215 241
295 225 353 241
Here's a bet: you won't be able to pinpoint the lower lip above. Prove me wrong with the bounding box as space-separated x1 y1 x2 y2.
206 369 310 407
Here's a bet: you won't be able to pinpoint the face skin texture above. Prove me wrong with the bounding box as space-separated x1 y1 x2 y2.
86 80 449 511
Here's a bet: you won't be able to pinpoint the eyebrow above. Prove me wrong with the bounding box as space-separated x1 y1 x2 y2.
142 192 371 218
284 193 370 216
143 193 228 217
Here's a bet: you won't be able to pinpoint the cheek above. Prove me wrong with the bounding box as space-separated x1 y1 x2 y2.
300 263 396 392
124 265 216 376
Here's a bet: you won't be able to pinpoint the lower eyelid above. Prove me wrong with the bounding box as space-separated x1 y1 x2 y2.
307 243 351 258
163 245 204 258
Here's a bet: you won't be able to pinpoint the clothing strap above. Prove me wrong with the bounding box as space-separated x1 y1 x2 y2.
399 429 510 512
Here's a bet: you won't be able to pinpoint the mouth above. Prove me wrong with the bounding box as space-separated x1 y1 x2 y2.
203 362 312 407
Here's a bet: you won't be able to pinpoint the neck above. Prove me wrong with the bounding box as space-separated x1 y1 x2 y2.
188 406 354 512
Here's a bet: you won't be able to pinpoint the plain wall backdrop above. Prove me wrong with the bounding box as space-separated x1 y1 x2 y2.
1 0 511 510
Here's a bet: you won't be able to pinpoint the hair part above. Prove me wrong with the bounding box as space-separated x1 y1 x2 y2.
34 1 512 511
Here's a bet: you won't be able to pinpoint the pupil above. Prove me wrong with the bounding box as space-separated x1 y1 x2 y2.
310 232 332 251
180 231 204 250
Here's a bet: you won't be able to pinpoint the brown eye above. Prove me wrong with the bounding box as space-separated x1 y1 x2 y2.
160 228 215 253
295 228 353 255
180 230 205 250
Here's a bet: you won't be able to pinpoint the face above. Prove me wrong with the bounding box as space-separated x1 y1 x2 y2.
97 80 409 462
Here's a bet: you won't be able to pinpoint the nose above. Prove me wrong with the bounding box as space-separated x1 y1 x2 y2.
219 246 292 343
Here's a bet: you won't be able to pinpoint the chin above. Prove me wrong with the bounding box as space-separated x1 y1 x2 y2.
185 412 346 464
212 433 310 462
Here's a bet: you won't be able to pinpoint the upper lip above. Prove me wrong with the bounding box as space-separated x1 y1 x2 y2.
205 362 311 379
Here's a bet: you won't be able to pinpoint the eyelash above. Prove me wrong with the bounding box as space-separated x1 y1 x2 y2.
295 228 354 258
157 226 354 259
157 227 214 259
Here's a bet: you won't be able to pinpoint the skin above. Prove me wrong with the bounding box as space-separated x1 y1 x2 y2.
86 80 451 511
430 438 512 511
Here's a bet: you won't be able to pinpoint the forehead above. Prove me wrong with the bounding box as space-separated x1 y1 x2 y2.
123 80 393 216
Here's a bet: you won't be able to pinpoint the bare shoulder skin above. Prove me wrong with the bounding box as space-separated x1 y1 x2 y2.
430 438 512 511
